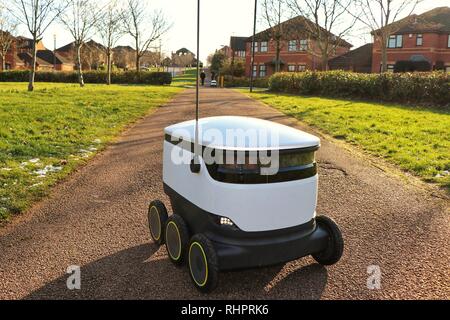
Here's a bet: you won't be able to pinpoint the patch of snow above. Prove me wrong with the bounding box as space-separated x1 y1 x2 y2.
31 182 43 188
79 148 94 159
34 165 63 178
1 168 12 171
93 139 102 144
20 158 41 169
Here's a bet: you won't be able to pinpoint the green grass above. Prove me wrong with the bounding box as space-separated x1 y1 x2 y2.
171 68 197 87
0 82 182 221
241 90 450 191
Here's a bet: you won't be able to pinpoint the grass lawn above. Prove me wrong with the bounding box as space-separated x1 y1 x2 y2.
241 90 450 191
0 82 182 221
171 68 197 87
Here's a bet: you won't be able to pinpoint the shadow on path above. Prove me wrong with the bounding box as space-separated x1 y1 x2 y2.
26 243 328 300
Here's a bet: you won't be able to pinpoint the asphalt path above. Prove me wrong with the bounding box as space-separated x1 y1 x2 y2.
0 88 448 300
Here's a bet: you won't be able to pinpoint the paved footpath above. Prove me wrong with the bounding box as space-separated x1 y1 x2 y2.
0 88 448 300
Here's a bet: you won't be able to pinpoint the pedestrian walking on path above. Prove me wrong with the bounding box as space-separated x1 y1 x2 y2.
200 71 206 86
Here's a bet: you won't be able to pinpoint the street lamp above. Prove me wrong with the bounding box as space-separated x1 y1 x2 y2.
148 39 163 71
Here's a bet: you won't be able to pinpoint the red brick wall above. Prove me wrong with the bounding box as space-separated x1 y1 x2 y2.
245 39 350 77
372 32 450 72
1 41 17 70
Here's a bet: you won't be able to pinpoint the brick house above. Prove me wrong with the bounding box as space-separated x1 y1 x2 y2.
0 30 14 70
372 7 450 73
230 36 247 60
245 16 352 77
56 40 106 71
329 43 373 73
218 45 233 59
1 35 73 71
0 46 16 71
218 37 247 61
113 45 135 70
172 48 196 68
0 36 46 70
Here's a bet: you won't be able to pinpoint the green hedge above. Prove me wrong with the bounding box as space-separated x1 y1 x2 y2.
268 71 450 107
0 70 172 85
223 76 269 88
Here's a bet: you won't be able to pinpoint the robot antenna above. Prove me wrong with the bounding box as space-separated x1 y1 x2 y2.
191 0 201 173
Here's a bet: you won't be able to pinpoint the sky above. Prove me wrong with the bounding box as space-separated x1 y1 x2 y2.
30 0 450 64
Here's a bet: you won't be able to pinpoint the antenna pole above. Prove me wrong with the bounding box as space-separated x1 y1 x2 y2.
196 0 200 125
191 0 201 173
250 0 258 93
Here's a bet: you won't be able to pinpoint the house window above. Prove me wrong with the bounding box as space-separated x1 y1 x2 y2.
259 65 266 77
298 65 306 72
387 64 395 73
288 65 296 72
253 42 259 53
237 51 245 57
299 39 308 51
387 35 403 48
288 40 297 52
416 34 423 46
448 35 450 48
252 65 257 77
260 41 268 52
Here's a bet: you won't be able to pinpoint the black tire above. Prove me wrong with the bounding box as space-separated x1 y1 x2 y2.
165 214 190 266
188 234 219 293
148 200 168 246
312 216 344 266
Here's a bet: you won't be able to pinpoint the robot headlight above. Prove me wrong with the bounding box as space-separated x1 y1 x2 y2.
220 217 234 226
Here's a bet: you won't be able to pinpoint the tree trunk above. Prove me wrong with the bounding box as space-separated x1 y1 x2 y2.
275 40 281 73
1 55 5 71
380 35 388 73
76 44 85 87
231 53 235 80
28 39 37 92
136 54 140 74
107 50 112 85
321 54 329 71
135 37 140 73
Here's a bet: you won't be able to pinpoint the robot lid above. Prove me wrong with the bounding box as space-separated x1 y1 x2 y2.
165 116 320 151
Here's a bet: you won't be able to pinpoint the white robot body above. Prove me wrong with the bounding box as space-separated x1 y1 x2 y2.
163 116 320 232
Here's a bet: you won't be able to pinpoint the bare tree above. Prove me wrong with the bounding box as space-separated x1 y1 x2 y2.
122 0 170 73
96 0 123 84
59 0 98 87
112 46 134 70
0 2 17 71
80 41 105 70
350 0 421 72
287 0 357 71
261 0 287 73
9 0 65 91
